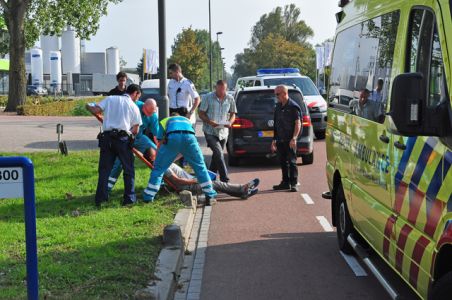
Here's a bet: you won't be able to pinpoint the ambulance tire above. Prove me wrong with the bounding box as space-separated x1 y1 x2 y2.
431 271 452 300
336 183 354 255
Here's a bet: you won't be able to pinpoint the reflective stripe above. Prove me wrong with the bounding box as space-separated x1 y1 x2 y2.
147 183 159 190
143 189 157 196
202 188 214 193
200 181 213 188
108 183 114 188
108 177 118 183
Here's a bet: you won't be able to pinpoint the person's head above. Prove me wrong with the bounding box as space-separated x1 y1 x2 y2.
359 88 370 104
168 63 182 80
376 78 384 91
215 80 228 98
126 84 142 101
275 85 289 104
142 98 157 117
116 71 128 90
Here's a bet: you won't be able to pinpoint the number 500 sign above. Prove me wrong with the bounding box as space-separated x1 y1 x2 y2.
0 167 24 198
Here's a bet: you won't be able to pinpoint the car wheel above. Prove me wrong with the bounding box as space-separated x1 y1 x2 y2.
315 131 326 139
228 154 240 166
302 152 314 165
431 271 452 300
335 182 354 254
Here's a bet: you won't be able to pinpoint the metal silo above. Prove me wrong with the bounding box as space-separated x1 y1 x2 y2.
40 35 59 74
61 27 81 74
50 51 62 92
106 47 120 75
30 48 43 86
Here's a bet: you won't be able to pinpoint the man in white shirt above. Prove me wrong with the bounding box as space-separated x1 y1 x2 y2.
86 84 142 207
168 63 200 124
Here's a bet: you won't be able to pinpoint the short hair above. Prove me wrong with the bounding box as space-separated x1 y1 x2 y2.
116 71 127 81
168 63 182 72
216 80 227 86
377 78 384 85
275 85 289 93
126 84 142 95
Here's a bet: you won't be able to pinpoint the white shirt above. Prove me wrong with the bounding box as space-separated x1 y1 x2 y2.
168 77 200 110
98 94 142 134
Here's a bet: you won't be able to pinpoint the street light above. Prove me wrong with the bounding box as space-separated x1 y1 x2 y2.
208 0 212 90
216 32 223 81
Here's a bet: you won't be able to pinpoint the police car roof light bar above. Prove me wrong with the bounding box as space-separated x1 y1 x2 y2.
256 68 300 75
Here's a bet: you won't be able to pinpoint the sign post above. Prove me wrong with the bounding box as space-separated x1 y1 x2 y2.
0 157 38 300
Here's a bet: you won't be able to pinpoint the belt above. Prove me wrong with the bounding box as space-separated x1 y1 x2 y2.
104 129 130 138
167 130 194 136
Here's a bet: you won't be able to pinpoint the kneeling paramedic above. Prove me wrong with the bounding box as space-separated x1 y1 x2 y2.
86 84 142 206
143 110 217 205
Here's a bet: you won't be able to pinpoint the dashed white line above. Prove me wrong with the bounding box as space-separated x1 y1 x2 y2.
301 193 314 205
340 251 368 277
316 216 334 232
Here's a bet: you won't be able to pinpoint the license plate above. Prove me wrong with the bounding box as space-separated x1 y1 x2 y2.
259 130 274 137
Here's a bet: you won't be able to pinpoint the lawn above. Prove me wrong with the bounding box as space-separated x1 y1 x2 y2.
0 151 181 299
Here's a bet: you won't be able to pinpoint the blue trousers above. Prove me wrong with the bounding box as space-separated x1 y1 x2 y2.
108 134 156 190
96 132 136 205
143 133 217 201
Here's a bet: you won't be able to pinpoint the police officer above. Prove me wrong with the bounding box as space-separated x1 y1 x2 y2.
86 84 142 206
107 98 160 192
142 109 217 205
168 63 200 124
108 71 128 96
271 85 302 192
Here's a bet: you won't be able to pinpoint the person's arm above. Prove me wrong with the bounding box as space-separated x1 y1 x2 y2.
85 103 103 115
198 110 219 127
289 108 302 150
226 112 236 128
131 124 140 136
226 99 237 128
166 170 198 185
189 96 201 117
271 109 278 153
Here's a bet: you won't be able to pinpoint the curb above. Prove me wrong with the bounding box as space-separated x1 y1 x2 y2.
134 191 197 300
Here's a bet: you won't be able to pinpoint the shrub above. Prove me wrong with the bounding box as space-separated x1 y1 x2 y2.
17 96 103 116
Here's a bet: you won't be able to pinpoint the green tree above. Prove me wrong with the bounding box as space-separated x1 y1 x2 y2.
1 0 121 112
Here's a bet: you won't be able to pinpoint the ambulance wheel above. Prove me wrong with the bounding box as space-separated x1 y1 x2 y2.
431 271 452 300
335 183 354 254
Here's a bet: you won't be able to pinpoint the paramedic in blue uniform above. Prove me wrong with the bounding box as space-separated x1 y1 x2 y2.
86 84 142 206
168 63 200 124
107 98 160 192
142 109 217 206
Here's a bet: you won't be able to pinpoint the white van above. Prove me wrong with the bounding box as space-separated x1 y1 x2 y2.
235 68 327 138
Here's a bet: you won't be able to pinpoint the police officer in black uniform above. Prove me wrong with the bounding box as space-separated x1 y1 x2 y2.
86 84 142 206
271 85 302 192
108 71 128 96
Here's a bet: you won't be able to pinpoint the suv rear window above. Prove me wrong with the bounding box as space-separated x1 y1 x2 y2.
263 77 319 96
236 90 306 114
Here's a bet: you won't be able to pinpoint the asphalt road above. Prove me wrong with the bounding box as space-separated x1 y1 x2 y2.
201 140 420 300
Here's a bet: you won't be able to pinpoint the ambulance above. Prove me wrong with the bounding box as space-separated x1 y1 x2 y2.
325 0 452 299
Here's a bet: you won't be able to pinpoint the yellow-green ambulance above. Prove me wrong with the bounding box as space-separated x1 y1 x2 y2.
326 0 452 299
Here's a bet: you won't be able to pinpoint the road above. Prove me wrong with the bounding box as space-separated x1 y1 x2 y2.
200 140 419 300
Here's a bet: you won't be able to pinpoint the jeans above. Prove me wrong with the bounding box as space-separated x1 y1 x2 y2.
185 181 246 198
276 141 298 185
204 133 229 182
96 132 136 205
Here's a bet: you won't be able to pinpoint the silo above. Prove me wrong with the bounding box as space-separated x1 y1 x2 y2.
50 51 62 92
61 27 81 74
30 48 43 86
106 47 120 75
40 35 59 74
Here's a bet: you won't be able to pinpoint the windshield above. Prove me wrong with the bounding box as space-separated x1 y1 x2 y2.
236 90 306 114
264 77 319 96
142 88 159 95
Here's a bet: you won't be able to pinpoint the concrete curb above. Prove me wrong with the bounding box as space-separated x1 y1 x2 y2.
134 191 197 300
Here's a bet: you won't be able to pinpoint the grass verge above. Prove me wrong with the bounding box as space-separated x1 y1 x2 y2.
0 151 181 299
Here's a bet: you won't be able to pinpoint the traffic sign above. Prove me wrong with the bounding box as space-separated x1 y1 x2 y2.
0 157 38 300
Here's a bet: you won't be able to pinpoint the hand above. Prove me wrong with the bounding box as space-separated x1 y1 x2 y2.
209 120 219 127
187 111 192 119
224 122 232 128
289 138 297 151
270 141 277 153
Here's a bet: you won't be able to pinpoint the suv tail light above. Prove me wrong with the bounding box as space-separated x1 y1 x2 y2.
232 118 254 129
302 115 312 127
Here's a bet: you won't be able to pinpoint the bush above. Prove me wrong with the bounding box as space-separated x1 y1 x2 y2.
17 96 103 116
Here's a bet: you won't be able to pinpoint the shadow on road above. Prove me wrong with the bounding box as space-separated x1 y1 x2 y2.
25 140 98 151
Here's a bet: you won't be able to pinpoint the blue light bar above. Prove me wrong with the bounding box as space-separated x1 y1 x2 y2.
256 68 300 75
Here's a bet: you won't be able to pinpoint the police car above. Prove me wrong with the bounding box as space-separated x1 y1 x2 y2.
325 1 452 299
235 68 327 139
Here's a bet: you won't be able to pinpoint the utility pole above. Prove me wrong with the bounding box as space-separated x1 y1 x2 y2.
158 0 169 119
208 0 212 91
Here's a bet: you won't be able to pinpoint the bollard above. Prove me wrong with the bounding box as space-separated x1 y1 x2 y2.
163 224 182 248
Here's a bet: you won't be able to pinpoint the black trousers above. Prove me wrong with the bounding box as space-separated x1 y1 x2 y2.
205 133 229 182
276 141 298 185
170 107 189 117
95 132 136 205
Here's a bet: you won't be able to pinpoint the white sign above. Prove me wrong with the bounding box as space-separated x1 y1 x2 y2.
0 167 24 198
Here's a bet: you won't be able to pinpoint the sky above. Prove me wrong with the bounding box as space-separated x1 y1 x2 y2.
84 0 339 72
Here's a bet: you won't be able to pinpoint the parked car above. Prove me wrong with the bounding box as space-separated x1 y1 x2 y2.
227 86 314 166
26 85 48 96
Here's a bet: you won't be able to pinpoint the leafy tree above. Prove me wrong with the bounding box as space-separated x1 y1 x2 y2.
137 57 144 81
119 55 126 69
1 0 121 112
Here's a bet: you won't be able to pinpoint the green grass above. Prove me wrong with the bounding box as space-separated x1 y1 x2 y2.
0 151 181 299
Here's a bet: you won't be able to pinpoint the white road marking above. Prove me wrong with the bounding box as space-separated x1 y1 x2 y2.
340 251 368 277
301 193 314 205
316 216 334 232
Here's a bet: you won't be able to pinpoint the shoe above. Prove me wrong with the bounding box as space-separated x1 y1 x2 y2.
122 200 136 206
142 192 154 203
247 188 258 199
290 185 299 192
205 196 217 206
248 178 260 190
273 182 290 190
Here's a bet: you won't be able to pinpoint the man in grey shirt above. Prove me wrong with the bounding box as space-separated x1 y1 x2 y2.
163 163 259 199
199 80 237 182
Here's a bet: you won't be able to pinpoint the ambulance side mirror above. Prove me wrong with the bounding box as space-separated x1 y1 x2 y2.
389 72 450 137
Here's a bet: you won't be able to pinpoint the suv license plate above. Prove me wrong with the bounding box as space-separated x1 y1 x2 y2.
259 131 274 137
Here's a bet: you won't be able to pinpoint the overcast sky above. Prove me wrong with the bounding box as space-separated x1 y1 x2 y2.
84 0 339 72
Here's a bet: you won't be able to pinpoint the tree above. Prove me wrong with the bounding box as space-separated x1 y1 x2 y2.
119 56 127 69
1 0 121 112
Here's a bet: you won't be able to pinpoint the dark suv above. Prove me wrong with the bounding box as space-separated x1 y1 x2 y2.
227 86 314 166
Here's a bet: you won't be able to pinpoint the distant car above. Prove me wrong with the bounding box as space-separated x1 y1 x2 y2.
27 85 48 96
227 86 314 166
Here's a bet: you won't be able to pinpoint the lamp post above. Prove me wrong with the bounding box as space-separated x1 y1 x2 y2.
208 0 212 91
216 32 223 81
158 0 169 119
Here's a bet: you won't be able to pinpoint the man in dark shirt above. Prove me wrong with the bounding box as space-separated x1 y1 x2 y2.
108 71 128 96
271 85 302 192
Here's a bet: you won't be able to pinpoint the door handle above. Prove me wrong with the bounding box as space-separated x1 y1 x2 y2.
394 141 406 150
379 134 390 144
